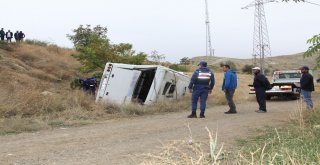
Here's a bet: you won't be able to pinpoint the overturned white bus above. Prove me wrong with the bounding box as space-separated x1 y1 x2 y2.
96 63 190 104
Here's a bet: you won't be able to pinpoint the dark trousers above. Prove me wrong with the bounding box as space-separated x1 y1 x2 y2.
0 36 4 40
255 88 266 111
192 89 209 113
225 90 236 112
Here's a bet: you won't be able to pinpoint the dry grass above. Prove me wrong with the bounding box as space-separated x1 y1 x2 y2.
140 126 225 165
191 54 317 72
237 100 320 165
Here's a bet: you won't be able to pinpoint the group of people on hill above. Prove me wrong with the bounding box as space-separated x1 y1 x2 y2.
187 61 315 118
0 28 25 43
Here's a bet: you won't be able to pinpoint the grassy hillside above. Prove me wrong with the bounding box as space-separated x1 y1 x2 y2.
0 42 193 133
0 42 112 133
0 42 316 134
191 53 317 72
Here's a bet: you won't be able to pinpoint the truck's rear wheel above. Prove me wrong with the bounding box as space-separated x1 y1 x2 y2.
291 95 299 100
266 96 271 100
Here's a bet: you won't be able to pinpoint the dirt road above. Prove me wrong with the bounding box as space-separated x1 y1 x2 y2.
0 100 300 165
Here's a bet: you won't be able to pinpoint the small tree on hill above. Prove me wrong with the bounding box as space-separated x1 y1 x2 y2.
180 57 190 70
180 57 190 65
67 25 147 73
149 50 165 65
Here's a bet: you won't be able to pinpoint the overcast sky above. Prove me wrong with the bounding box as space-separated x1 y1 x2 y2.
2 0 319 62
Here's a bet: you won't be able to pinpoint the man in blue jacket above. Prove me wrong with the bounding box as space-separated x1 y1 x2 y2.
188 61 215 118
222 64 237 114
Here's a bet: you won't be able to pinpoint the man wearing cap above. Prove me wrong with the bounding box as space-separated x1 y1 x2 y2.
252 67 270 113
188 61 215 118
300 66 314 111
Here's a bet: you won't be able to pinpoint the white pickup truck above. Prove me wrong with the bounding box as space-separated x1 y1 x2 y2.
249 70 301 100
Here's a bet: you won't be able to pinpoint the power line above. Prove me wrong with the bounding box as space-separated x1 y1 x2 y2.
305 0 320 6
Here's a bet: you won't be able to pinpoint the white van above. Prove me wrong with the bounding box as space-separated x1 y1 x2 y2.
96 63 190 104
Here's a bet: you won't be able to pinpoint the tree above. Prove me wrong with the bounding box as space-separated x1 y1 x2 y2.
305 34 320 68
179 57 191 65
67 25 147 73
149 50 165 65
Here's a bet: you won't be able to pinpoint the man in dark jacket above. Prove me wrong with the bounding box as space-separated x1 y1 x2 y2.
222 64 237 114
252 67 269 113
188 61 215 118
300 66 314 110
18 31 25 41
0 28 5 41
14 31 20 42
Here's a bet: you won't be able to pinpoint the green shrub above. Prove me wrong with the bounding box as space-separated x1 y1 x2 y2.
242 64 254 74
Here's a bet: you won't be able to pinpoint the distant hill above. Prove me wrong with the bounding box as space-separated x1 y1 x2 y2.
191 53 317 72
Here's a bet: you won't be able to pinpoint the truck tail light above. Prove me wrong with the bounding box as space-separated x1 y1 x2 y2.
280 86 292 91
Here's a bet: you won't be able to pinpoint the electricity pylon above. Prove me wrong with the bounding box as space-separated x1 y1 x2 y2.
242 0 275 74
205 0 214 56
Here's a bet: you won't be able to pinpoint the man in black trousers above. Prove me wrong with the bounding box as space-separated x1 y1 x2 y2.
252 67 270 113
0 28 5 41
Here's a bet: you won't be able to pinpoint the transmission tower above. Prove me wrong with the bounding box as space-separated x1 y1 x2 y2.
205 0 214 56
242 0 275 74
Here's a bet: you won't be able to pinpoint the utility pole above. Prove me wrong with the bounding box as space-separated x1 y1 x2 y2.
242 0 275 74
205 0 214 57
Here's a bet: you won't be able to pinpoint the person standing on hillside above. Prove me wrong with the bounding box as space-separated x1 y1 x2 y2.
18 31 25 42
188 61 215 118
5 30 13 43
252 67 271 113
222 64 238 114
300 66 314 111
14 31 20 42
0 28 5 41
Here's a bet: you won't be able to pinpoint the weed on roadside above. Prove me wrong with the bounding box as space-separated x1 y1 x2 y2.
237 101 320 164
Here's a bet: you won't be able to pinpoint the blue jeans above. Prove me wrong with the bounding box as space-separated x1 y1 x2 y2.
301 89 313 110
192 89 209 113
